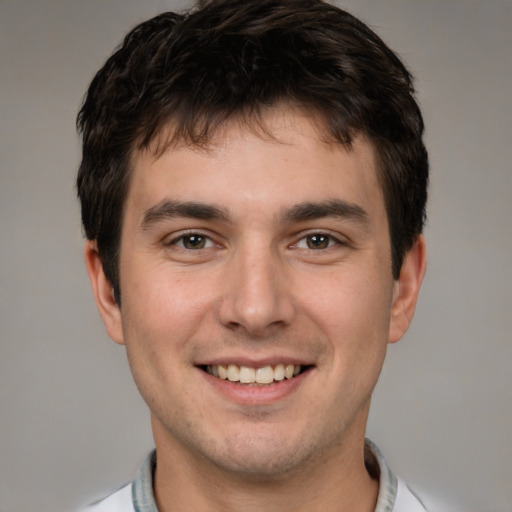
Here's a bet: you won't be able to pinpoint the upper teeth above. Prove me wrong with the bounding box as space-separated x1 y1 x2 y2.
206 364 301 384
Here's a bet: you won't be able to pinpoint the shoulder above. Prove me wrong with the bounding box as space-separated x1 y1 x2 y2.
78 450 156 512
79 483 134 512
393 477 428 512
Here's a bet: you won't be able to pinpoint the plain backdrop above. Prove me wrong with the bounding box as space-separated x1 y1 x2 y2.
1 1 511 511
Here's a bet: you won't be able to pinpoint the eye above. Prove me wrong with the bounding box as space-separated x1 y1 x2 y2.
171 233 215 250
296 233 339 250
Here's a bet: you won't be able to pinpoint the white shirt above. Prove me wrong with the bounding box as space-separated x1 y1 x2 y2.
81 439 427 512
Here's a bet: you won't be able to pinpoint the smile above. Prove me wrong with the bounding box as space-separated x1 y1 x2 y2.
205 364 304 385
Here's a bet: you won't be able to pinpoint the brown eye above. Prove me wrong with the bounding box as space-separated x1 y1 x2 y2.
306 234 331 249
182 234 207 249
170 233 214 250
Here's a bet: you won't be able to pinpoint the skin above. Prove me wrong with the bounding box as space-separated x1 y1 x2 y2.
85 107 426 512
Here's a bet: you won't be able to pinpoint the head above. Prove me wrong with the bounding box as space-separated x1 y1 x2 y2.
78 0 429 485
77 0 428 305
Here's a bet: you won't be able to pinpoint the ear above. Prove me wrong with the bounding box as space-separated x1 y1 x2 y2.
388 235 427 344
84 241 125 345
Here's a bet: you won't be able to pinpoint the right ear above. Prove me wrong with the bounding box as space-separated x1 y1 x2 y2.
84 241 125 345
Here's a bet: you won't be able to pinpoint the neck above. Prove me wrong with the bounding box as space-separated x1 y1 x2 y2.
152 422 379 512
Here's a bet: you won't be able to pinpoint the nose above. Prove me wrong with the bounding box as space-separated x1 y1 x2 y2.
218 245 295 337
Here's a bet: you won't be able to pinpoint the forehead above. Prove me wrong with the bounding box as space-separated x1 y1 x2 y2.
126 107 385 222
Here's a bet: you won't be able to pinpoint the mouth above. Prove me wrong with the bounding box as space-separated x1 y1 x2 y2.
201 363 310 386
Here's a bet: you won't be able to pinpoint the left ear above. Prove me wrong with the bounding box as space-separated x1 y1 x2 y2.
388 235 427 344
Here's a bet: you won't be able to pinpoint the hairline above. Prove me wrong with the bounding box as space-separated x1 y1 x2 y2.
110 105 394 303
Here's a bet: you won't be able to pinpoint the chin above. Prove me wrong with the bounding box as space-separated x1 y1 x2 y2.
203 428 326 480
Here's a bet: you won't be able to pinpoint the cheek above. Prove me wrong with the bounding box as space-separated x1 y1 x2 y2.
121 260 217 341
299 269 393 377
302 269 392 333
118 271 204 404
117 271 214 402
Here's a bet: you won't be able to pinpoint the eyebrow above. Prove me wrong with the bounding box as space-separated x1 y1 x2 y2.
141 200 230 229
141 198 370 230
281 199 370 226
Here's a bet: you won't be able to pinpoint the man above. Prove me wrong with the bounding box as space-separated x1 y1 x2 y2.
77 0 428 510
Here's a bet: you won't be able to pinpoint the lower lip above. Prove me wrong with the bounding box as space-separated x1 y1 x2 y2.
199 368 311 405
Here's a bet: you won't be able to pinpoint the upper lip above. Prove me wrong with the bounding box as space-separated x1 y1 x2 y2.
195 356 314 367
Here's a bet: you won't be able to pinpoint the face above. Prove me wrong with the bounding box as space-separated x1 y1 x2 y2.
87 108 425 479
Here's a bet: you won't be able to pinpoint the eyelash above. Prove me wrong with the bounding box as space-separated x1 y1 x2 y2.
168 232 217 250
168 231 344 251
293 232 344 250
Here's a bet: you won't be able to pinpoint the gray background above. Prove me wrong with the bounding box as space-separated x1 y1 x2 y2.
1 1 511 511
